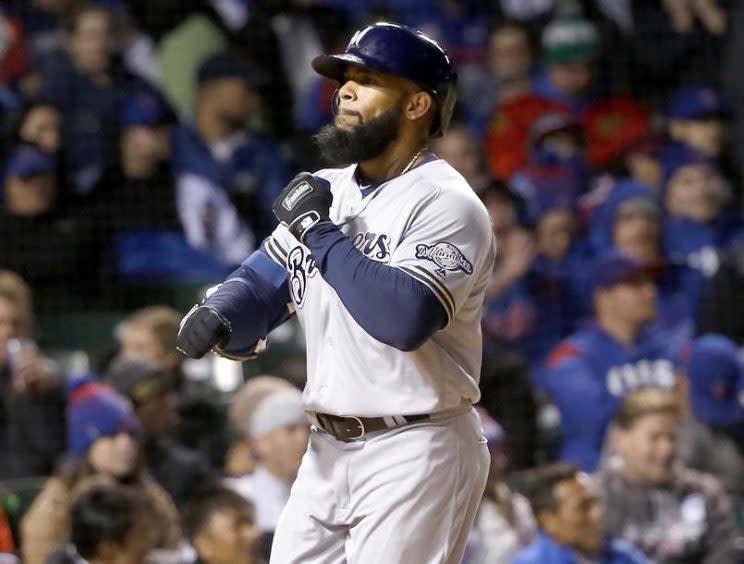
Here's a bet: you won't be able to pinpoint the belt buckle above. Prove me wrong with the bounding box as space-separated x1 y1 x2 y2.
342 416 366 441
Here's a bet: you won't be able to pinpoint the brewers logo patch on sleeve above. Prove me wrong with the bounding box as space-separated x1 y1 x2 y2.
415 242 473 277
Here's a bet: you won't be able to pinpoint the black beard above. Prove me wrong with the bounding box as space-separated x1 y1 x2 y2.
314 104 403 167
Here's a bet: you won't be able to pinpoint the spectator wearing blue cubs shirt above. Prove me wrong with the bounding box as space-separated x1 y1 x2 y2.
588 179 696 354
661 143 744 284
37 5 141 195
513 463 646 564
538 251 676 472
171 52 293 267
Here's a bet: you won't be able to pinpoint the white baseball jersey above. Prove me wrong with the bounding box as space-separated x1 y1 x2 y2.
263 158 496 417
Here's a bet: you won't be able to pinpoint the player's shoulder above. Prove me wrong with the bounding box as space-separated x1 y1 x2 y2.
313 165 355 188
412 159 492 226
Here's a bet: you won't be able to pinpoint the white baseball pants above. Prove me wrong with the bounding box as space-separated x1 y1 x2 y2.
269 408 489 564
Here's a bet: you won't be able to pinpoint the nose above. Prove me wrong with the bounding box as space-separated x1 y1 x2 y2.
337 79 357 103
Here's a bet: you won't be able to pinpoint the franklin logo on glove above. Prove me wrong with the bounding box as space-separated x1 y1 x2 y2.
273 173 333 243
282 181 313 211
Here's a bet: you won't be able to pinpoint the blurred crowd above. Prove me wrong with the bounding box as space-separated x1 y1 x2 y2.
2 0 744 562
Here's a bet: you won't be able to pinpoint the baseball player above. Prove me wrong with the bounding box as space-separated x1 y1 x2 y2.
177 22 496 563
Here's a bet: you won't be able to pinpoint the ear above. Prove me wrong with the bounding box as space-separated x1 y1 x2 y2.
405 91 434 123
538 510 558 536
610 424 628 454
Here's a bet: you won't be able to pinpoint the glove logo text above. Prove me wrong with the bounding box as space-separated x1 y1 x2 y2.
282 181 313 211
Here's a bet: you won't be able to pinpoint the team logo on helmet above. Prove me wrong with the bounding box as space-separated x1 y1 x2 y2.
416 242 473 277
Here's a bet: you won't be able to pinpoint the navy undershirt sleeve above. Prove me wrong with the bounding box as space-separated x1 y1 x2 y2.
204 246 291 356
304 223 448 351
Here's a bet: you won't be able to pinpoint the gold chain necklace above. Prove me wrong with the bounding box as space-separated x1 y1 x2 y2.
400 148 426 175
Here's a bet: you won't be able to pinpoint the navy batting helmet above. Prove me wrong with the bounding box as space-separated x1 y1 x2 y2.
312 22 458 138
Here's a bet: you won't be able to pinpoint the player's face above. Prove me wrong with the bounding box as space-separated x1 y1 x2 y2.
542 476 604 555
252 423 309 482
614 413 678 485
314 66 419 166
195 506 260 564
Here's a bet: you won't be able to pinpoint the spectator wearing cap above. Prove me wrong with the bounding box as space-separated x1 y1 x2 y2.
661 143 744 283
667 85 732 159
670 335 744 521
680 334 744 444
532 4 603 113
171 52 293 267
465 407 536 563
598 388 741 563
36 5 143 195
484 170 587 368
0 144 110 312
538 251 676 472
225 376 309 561
513 463 646 564
20 376 180 564
89 85 230 282
589 179 698 351
105 358 214 509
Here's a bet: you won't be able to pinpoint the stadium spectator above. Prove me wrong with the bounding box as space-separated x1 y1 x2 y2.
463 20 533 133
465 407 536 563
666 85 731 159
589 180 698 351
696 240 744 344
20 376 180 564
171 52 292 266
661 143 744 282
37 5 140 194
599 388 740 563
485 171 586 366
114 305 229 467
513 463 646 563
0 270 66 479
183 486 260 564
0 144 109 311
16 100 60 153
431 123 489 194
537 251 675 472
105 359 213 509
46 484 157 564
225 376 309 561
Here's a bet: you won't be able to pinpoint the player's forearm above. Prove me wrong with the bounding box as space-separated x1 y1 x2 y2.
305 224 447 351
204 248 291 355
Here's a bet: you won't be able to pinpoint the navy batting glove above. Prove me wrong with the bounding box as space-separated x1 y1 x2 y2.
273 173 333 243
177 305 231 359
